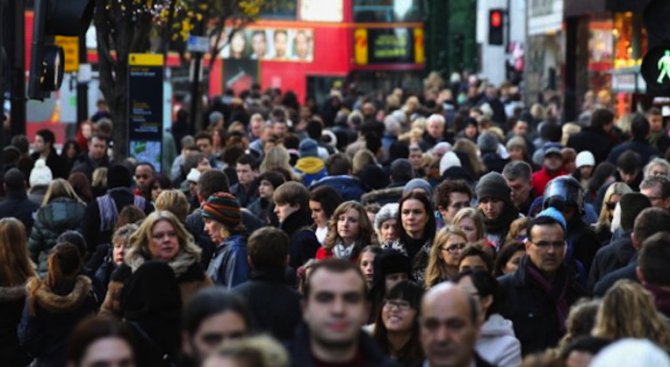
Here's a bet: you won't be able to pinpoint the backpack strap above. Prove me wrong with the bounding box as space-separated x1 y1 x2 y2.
96 194 119 232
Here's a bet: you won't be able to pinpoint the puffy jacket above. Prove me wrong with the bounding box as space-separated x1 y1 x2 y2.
294 157 327 187
476 313 522 367
29 197 86 276
310 175 366 201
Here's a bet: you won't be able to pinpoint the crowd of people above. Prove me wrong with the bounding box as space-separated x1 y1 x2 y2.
3 75 670 367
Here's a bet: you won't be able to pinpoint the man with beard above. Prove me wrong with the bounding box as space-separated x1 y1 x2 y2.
288 259 395 367
420 282 492 367
475 172 520 249
498 208 587 355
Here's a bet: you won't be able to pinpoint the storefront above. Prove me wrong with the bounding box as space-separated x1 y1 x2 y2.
525 0 564 105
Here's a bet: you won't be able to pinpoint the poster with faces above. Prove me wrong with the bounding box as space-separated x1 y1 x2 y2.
220 28 314 62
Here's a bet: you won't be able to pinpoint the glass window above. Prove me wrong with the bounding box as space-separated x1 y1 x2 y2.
353 0 426 23
260 0 297 20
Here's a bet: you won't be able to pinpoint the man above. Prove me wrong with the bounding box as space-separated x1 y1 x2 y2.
289 259 395 367
498 208 587 355
250 30 268 60
478 132 508 173
71 134 110 180
409 144 425 176
608 114 659 166
531 145 567 196
361 159 415 206
475 172 519 249
647 107 670 154
133 162 155 196
273 29 289 60
230 154 259 207
615 150 643 191
637 231 670 317
640 175 670 211
233 227 301 342
434 180 472 227
420 282 493 367
568 108 617 164
593 207 670 296
503 161 536 215
419 114 446 151
195 132 223 169
30 129 66 178
274 182 320 269
248 113 265 142
0 168 39 233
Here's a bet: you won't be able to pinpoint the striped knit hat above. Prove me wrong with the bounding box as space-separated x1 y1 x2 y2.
202 192 242 228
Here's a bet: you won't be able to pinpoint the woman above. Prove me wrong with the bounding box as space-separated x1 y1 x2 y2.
458 244 495 273
586 162 616 205
92 224 139 296
359 245 383 289
453 138 486 179
100 211 211 315
75 121 94 151
148 174 172 205
19 243 97 367
387 191 437 283
455 271 522 366
155 189 191 222
249 171 285 226
505 217 530 245
66 316 136 367
308 186 344 245
91 167 108 198
68 172 94 203
424 226 468 288
203 335 288 367
316 201 373 261
0 218 37 366
29 179 87 277
644 157 670 178
374 203 399 246
452 207 486 244
61 139 81 175
593 183 632 244
493 242 526 277
372 281 425 366
260 146 300 181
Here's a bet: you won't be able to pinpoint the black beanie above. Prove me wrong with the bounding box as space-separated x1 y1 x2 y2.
475 172 511 201
358 164 389 190
107 164 133 188
620 193 651 231
378 250 411 276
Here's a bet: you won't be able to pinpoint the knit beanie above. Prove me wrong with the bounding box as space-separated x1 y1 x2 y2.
299 138 319 158
378 250 411 276
358 164 388 190
477 132 499 154
475 172 510 201
403 178 433 198
374 203 399 232
537 206 567 232
202 192 242 229
620 193 651 231
107 164 133 188
439 151 461 176
29 158 53 187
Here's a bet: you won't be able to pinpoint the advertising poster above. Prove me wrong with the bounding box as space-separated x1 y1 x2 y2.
223 59 260 97
220 28 314 62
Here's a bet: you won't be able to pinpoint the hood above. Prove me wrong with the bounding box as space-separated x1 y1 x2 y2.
40 198 86 229
480 313 516 337
27 275 91 313
0 284 26 302
294 157 325 175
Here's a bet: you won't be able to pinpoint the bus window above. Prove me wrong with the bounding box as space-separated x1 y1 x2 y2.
353 0 426 23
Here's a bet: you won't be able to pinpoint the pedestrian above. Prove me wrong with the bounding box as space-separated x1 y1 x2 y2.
317 201 373 261
66 317 137 367
308 185 344 245
457 245 494 273
28 158 54 206
0 168 39 233
475 172 520 249
273 182 320 269
248 170 285 226
202 335 288 367
358 245 383 289
424 226 468 287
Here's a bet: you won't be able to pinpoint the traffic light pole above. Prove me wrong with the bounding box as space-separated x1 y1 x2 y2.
0 0 6 162
9 0 25 135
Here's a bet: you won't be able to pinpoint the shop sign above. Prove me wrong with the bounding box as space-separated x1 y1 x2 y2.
354 28 424 65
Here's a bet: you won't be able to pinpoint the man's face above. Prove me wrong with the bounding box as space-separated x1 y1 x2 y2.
421 286 479 367
274 32 288 57
618 169 640 186
642 184 670 210
478 197 504 220
295 32 310 59
427 120 444 139
236 163 255 186
441 192 470 223
273 122 287 138
134 165 154 190
513 121 529 136
33 135 47 154
196 138 213 157
250 118 264 137
526 222 566 273
544 153 563 171
649 114 663 133
274 203 300 223
187 311 248 363
506 178 532 208
303 269 368 351
251 33 267 58
88 137 107 160
409 149 423 170
649 164 669 178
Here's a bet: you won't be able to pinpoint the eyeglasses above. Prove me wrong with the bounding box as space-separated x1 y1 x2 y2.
531 240 566 249
384 299 412 311
441 243 467 253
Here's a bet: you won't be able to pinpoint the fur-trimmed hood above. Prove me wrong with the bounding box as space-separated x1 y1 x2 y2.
0 284 27 302
126 250 199 278
26 275 92 313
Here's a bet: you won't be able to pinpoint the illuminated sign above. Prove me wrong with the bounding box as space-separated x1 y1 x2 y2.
354 28 424 65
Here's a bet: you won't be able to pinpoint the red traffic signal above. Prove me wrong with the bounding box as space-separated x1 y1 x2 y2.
488 9 505 46
491 10 503 28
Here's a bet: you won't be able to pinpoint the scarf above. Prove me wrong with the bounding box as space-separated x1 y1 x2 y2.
644 283 670 316
524 257 570 332
482 202 518 235
333 239 356 259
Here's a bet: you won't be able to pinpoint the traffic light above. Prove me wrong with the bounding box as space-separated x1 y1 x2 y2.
488 9 504 46
641 0 670 95
28 0 94 100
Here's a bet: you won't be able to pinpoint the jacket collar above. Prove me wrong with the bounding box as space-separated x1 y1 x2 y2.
291 324 389 366
27 275 91 313
280 209 312 236
250 268 287 283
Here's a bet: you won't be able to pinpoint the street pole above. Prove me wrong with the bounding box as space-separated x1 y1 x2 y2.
8 0 25 135
76 34 88 125
0 0 6 162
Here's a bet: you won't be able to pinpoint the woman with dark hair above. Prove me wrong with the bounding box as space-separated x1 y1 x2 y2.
455 270 522 367
493 242 525 277
372 281 425 366
66 316 136 367
358 245 383 289
61 139 81 176
68 172 94 203
19 243 97 367
587 162 616 206
316 201 373 261
458 244 495 274
148 174 172 205
386 191 437 283
309 186 344 245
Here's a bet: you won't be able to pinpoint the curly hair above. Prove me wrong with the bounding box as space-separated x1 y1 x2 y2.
324 201 373 258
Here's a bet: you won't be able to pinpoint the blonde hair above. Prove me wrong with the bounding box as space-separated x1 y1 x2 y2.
91 167 107 189
453 139 486 178
0 218 36 286
212 335 288 367
155 189 190 222
126 210 201 263
596 182 632 231
352 150 377 175
424 226 467 289
112 223 139 248
452 208 485 241
561 123 581 146
506 217 530 244
260 146 300 180
42 178 86 206
592 280 670 349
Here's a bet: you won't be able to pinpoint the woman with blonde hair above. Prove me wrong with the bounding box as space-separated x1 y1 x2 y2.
452 207 486 243
453 138 486 178
352 149 378 175
91 166 108 197
0 218 37 366
28 178 87 277
424 226 468 288
592 280 670 349
100 210 212 315
155 189 191 222
259 146 300 181
316 201 373 261
593 183 632 243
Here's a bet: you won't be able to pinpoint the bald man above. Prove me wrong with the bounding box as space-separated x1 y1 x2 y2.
420 282 494 367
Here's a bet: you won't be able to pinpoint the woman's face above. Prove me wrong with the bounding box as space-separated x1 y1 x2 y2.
401 199 429 238
151 183 163 201
379 219 397 244
82 124 92 139
113 239 129 266
359 251 376 287
337 208 361 244
204 217 225 244
457 217 478 242
309 200 328 228
509 147 524 161
258 180 275 200
439 234 467 267
148 220 180 261
503 250 526 274
579 165 594 179
382 298 417 333
649 164 669 177
78 337 135 367
212 131 222 147
66 144 78 159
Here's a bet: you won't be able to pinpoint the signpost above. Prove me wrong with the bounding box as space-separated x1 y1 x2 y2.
128 53 163 172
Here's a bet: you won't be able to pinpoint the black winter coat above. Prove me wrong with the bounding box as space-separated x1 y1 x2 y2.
0 284 31 366
588 233 634 290
280 209 319 269
0 191 39 234
567 128 614 165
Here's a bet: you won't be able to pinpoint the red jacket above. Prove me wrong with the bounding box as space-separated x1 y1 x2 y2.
531 168 567 196
315 247 359 263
